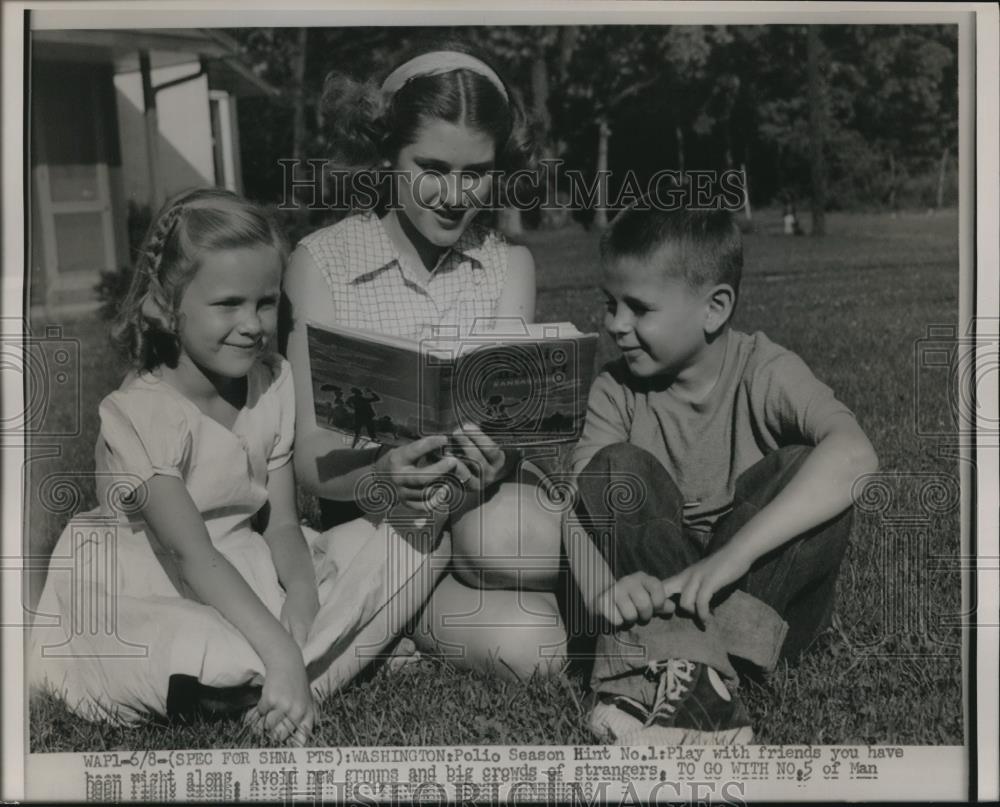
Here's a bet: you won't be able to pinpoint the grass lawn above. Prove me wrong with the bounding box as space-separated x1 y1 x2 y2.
27 208 962 750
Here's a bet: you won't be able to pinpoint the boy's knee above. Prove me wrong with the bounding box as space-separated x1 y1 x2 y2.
577 443 681 520
585 443 661 476
579 444 667 499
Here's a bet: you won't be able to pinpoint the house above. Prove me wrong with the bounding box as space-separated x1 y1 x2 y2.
30 28 279 315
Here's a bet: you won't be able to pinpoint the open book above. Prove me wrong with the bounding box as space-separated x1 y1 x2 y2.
306 319 599 447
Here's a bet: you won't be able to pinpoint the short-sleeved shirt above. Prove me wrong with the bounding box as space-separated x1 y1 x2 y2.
94 353 296 552
299 212 511 340
571 329 855 536
28 350 424 719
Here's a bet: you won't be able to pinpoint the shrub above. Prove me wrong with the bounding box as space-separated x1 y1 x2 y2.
94 264 134 322
95 201 153 322
265 204 342 249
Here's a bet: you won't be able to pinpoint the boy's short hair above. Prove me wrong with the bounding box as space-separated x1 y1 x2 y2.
600 203 743 298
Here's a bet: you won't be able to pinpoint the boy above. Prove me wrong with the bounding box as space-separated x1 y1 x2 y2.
565 204 878 745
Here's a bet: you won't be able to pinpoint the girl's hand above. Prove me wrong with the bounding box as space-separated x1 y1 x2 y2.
449 424 507 492
592 572 676 629
250 652 316 746
280 581 320 649
372 434 466 512
661 545 754 626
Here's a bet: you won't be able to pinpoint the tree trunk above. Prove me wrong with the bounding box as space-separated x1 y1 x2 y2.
558 26 579 79
675 124 686 178
532 51 562 229
936 145 949 209
887 151 897 210
741 162 752 222
531 52 551 136
806 25 826 237
291 28 309 203
593 118 612 229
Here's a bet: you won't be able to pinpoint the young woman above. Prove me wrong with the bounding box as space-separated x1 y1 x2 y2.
284 44 567 679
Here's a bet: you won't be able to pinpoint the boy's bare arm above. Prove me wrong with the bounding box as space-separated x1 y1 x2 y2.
663 412 879 622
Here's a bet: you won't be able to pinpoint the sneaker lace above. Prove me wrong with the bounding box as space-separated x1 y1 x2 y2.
643 659 697 727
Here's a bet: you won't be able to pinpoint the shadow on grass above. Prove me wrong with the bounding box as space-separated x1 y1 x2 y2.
31 655 599 752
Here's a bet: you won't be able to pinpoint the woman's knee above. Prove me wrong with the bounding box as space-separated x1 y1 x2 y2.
450 481 562 589
484 623 567 681
413 583 566 679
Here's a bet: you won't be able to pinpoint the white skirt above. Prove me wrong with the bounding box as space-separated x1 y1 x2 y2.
28 508 449 723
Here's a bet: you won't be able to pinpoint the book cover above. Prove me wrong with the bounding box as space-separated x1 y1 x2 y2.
306 321 598 447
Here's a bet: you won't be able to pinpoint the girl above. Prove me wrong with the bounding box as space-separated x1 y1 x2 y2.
284 43 568 678
30 189 446 742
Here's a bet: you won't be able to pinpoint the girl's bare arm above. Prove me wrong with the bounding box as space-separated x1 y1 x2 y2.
140 475 301 665
284 246 383 501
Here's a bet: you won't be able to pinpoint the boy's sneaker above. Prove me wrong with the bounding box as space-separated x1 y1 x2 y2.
619 659 753 746
587 692 650 742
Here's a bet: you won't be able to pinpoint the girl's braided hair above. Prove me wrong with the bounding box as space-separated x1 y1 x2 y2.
111 187 288 372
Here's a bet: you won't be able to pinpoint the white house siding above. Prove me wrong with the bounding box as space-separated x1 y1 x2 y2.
114 57 215 207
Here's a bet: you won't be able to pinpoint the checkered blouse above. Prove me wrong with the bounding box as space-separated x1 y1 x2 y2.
299 212 511 340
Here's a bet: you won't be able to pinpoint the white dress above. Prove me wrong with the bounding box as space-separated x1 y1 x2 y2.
29 355 444 723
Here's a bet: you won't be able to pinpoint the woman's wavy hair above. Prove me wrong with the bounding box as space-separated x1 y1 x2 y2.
110 187 288 372
320 39 536 208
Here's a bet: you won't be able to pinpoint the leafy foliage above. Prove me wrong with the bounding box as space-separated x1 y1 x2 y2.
94 201 152 322
228 25 957 221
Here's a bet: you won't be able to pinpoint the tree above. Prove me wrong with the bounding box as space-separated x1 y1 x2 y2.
228 24 959 218
469 26 581 234
562 26 701 227
291 28 310 202
231 27 423 205
806 25 827 235
845 25 957 209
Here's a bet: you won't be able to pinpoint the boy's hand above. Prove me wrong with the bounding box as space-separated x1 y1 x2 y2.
280 581 320 649
662 545 753 625
592 572 677 629
448 424 507 492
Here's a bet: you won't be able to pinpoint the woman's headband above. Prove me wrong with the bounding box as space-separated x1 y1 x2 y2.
381 51 509 103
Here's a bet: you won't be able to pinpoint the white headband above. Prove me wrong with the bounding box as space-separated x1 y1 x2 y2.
381 51 509 103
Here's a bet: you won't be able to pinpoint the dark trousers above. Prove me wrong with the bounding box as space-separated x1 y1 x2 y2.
575 443 851 698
